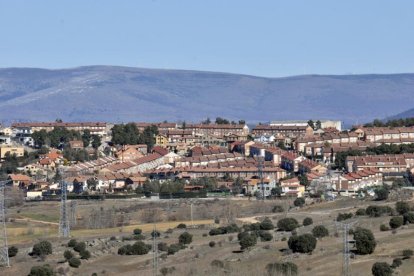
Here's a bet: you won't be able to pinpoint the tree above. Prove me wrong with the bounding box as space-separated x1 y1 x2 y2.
29 264 54 276
239 233 257 250
69 257 81 268
8 246 18 257
402 249 413 259
81 129 91 147
178 232 193 245
260 218 274 230
80 250 91 259
133 228 142 235
259 230 273 242
353 227 376 255
396 201 410 215
293 197 305 207
389 216 404 229
238 120 246 125
375 187 389 201
202 118 211 125
307 120 315 129
315 120 322 130
91 135 101 149
277 218 299 232
73 242 86 253
312 225 329 238
371 262 393 276
303 217 313 226
403 212 414 224
299 175 309 188
64 250 74 261
215 117 230 125
32 240 53 257
176 223 186 229
277 141 287 150
131 241 151 255
288 234 317 253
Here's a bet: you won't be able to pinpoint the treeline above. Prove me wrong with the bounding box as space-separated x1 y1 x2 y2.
363 117 414 128
0 151 39 178
335 143 414 169
111 123 158 150
32 128 101 149
201 117 245 125
139 177 220 194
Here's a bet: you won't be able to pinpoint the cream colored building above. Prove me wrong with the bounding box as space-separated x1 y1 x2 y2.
0 146 24 159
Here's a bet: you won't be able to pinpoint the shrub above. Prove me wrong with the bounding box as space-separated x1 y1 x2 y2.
372 262 392 276
214 217 220 224
259 231 273 242
118 244 132 255
74 242 86 253
303 217 313 226
380 224 389 231
403 212 414 224
202 233 208 237
336 213 353 221
243 223 261 232
396 201 410 215
266 262 298 276
80 250 91 260
389 216 404 229
131 241 151 255
260 218 274 230
68 257 81 268
402 249 413 259
209 224 240 236
158 242 169 252
160 266 176 276
288 234 317 253
68 239 77 247
391 258 402 268
353 227 376 255
209 228 224 236
211 259 224 268
32 240 52 257
110 236 117 241
355 208 366 216
165 228 173 234
375 187 389 201
272 205 284 213
366 206 393 217
294 197 305 207
209 241 216 247
176 223 186 229
167 244 181 255
28 264 54 276
178 232 193 245
239 233 257 250
64 250 74 261
8 246 18 257
277 218 299 232
312 225 329 239
133 234 145 240
133 228 142 235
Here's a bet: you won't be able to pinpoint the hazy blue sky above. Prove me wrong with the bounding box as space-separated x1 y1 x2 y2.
1 0 413 77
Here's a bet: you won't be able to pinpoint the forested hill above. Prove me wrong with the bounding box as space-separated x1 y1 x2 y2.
0 66 413 125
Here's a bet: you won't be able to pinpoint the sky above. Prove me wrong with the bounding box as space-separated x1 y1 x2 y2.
0 0 413 77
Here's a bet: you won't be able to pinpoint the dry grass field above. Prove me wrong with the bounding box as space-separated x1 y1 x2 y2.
1 196 414 276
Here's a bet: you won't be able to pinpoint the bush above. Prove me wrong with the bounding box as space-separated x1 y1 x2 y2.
176 223 186 229
28 264 54 276
375 187 389 201
288 234 317 253
303 217 313 226
396 201 410 215
110 236 117 241
402 249 413 259
272 205 284 213
403 212 414 224
160 266 176 276
239 233 257 250
209 241 216 247
64 250 74 261
167 244 182 255
133 228 142 235
67 239 77 247
131 241 151 255
243 223 261 232
277 218 299 232
266 262 298 276
32 240 52 257
80 250 91 260
260 218 274 230
293 197 305 207
372 262 393 276
336 213 353 221
355 208 366 216
259 230 273 242
133 234 145 240
353 227 376 255
380 224 389 231
8 246 18 257
391 258 402 268
74 242 86 253
118 244 132 255
211 259 224 268
312 225 329 239
366 206 393 217
214 217 220 224
178 232 193 245
389 216 404 229
209 224 240 236
158 242 169 252
68 257 81 268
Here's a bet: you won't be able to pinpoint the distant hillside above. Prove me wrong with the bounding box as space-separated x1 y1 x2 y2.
388 108 414 120
0 66 413 125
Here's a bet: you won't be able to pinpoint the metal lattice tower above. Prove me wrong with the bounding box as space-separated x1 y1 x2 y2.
69 200 77 227
336 221 357 276
0 181 10 267
257 156 265 200
59 171 70 238
152 224 158 276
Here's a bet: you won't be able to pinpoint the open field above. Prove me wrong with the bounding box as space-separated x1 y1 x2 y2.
2 196 414 275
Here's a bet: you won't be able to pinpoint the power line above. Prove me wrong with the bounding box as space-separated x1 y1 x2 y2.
335 220 357 276
152 223 158 276
59 169 70 238
0 181 10 267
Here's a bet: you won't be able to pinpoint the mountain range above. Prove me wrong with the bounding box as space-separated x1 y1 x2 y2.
0 66 413 126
